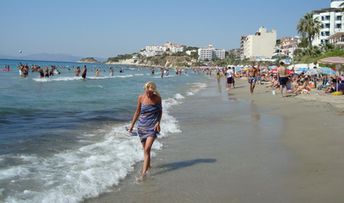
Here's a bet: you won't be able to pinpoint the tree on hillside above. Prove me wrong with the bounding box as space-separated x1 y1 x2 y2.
297 13 321 48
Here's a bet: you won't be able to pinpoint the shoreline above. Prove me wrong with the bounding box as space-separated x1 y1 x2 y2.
87 78 344 203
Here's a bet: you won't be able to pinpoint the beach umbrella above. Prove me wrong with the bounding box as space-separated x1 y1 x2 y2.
293 64 309 69
319 67 336 75
270 68 278 74
305 68 319 75
294 67 309 74
267 65 277 70
319 57 343 91
319 57 344 65
235 66 243 72
286 69 294 75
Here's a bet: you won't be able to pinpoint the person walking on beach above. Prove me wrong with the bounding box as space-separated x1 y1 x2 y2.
232 67 236 88
248 66 258 94
226 67 234 90
128 81 162 180
277 61 288 97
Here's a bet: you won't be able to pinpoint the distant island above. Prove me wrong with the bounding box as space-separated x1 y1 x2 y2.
79 57 99 63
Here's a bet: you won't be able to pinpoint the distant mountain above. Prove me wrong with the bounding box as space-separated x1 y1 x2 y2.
78 57 99 63
0 54 17 60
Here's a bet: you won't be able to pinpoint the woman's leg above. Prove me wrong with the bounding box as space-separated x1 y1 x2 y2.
141 136 155 177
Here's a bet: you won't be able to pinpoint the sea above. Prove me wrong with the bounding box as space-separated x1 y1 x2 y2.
0 59 208 203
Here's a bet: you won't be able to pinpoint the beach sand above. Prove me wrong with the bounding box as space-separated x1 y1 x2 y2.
87 78 344 203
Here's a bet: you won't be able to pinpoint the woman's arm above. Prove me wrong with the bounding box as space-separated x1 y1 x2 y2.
128 95 142 132
154 97 163 132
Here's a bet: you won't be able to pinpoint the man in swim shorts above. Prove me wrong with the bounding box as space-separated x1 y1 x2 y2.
277 61 288 97
248 66 258 94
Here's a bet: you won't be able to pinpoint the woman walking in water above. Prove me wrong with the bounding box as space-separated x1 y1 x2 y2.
128 81 162 179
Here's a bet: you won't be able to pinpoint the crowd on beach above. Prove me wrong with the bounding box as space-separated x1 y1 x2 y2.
211 62 344 96
3 62 343 96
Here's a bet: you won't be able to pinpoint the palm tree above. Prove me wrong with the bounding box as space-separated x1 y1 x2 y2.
297 13 322 48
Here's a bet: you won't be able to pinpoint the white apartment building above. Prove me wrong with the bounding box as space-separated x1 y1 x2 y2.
186 50 197 55
198 44 225 61
242 27 277 60
312 0 344 46
140 45 166 57
140 42 185 57
145 45 167 52
215 49 226 60
170 46 184 53
279 37 300 59
164 42 184 53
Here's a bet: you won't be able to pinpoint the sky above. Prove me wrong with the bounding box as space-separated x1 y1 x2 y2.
0 0 330 58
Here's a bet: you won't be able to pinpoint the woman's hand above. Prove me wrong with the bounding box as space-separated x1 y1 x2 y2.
154 122 160 133
128 124 134 133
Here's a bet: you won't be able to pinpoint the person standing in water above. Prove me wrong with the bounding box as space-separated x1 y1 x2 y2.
128 81 162 180
160 67 164 78
81 65 87 80
75 66 81 76
109 67 114 76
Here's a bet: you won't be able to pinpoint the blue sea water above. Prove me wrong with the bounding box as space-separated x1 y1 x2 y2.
0 59 207 202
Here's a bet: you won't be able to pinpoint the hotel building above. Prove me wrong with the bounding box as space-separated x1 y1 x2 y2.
312 0 344 46
242 27 277 60
198 45 225 61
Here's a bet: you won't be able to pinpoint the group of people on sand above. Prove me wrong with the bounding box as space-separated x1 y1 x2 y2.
212 61 343 96
267 62 344 96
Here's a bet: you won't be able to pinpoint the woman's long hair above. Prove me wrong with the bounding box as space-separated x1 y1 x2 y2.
144 81 160 97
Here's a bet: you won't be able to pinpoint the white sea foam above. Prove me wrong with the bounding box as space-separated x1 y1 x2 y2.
0 166 31 180
32 75 134 82
3 95 185 203
174 93 185 100
186 82 207 96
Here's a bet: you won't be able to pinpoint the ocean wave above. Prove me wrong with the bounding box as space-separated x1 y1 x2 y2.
186 82 207 96
2 95 184 203
32 75 134 82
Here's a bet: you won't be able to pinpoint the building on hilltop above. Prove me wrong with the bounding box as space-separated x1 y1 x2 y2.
312 0 344 46
242 27 277 60
140 42 185 57
198 45 225 61
141 45 167 57
164 42 184 53
228 48 241 59
328 32 344 47
279 37 300 59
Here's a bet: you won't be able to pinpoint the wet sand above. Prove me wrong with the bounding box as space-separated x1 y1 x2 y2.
87 78 344 203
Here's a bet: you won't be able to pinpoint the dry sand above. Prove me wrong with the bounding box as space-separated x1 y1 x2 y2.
87 78 344 203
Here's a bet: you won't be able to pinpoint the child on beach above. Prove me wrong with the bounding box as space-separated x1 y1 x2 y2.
128 81 162 180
